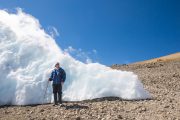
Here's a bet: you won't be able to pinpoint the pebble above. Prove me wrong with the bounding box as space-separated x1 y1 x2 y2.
118 115 123 119
76 116 81 120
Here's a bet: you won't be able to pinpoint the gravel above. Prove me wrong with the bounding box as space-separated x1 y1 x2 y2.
0 61 180 120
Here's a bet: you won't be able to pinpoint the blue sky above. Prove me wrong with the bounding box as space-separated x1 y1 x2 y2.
0 0 179 65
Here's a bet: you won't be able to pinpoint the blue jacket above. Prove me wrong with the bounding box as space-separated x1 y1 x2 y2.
49 67 66 84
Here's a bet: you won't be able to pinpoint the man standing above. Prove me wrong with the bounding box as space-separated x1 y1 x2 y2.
49 62 66 106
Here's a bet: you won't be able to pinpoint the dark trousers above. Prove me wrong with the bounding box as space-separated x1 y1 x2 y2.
52 84 62 104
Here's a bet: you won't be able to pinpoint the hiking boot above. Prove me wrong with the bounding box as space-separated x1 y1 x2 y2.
53 103 58 106
59 103 65 107
58 101 62 104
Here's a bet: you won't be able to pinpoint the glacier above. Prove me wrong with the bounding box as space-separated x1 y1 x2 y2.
0 9 150 105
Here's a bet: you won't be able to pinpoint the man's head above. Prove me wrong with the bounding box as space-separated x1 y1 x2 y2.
55 62 60 69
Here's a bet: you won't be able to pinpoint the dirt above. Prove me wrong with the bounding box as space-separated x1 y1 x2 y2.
0 61 180 120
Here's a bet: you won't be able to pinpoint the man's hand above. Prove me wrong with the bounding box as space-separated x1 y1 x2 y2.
61 82 64 86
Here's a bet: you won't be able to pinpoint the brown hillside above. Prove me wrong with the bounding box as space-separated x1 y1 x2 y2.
133 52 180 64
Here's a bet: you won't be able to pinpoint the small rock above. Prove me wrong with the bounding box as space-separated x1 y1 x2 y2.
29 111 33 114
117 115 123 119
164 105 170 108
172 73 179 77
29 118 35 120
76 116 81 120
39 109 44 112
139 107 146 113
17 111 21 115
4 110 9 114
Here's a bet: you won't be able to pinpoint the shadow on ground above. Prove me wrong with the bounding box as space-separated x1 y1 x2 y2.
0 97 153 108
64 104 89 110
64 97 153 103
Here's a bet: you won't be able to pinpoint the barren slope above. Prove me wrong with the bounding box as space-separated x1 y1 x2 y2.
133 52 180 64
0 54 180 120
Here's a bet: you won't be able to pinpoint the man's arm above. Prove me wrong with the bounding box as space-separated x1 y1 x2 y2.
62 70 66 82
61 69 66 85
49 70 54 81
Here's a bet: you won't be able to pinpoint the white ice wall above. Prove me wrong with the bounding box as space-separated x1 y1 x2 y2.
0 9 150 105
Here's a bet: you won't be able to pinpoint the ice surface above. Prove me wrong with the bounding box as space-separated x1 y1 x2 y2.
0 9 150 105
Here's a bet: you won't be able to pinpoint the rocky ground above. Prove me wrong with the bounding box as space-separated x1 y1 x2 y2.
0 61 180 120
